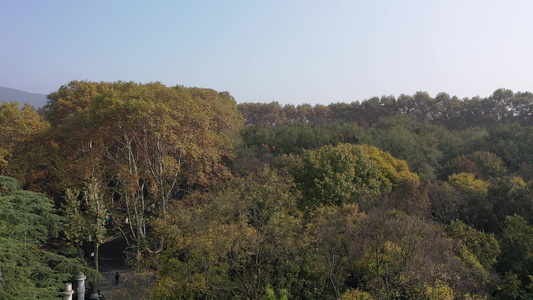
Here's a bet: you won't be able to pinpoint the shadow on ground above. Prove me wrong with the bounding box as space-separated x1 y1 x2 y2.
78 233 155 299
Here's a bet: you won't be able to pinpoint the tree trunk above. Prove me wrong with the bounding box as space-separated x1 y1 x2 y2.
95 242 100 271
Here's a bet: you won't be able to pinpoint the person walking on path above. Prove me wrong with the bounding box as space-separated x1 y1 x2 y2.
114 272 120 285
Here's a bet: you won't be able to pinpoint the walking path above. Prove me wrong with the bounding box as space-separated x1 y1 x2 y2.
94 234 154 299
96 234 131 299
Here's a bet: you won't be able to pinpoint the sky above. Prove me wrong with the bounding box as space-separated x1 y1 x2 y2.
2 0 533 105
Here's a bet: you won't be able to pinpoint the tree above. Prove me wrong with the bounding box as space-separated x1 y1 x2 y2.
448 173 488 195
44 81 243 267
0 176 97 299
488 176 533 227
446 173 494 231
152 166 306 299
513 91 533 126
238 102 283 127
442 156 482 180
442 151 507 181
240 122 365 157
62 185 106 272
445 220 500 270
307 204 366 298
497 215 533 297
43 80 113 127
434 92 464 129
355 210 495 299
339 289 374 300
429 181 463 224
486 124 533 172
367 116 443 181
467 151 507 179
0 101 50 190
291 143 418 209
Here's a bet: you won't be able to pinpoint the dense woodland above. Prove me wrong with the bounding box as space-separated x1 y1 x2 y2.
2 81 533 299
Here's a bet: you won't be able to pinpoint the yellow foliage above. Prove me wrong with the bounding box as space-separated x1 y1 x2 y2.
448 172 488 194
356 240 404 279
421 282 455 300
339 289 374 300
509 176 526 190
295 143 419 207
365 145 420 185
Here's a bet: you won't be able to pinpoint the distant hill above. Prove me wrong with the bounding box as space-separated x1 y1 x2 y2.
0 86 48 108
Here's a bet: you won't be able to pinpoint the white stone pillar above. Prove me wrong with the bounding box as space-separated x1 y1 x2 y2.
63 283 74 300
76 273 86 300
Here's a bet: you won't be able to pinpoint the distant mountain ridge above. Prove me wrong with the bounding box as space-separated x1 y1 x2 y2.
0 86 48 108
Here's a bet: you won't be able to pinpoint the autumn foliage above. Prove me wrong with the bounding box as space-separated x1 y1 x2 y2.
4 85 533 298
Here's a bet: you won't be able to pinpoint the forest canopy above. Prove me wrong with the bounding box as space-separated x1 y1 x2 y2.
3 84 533 299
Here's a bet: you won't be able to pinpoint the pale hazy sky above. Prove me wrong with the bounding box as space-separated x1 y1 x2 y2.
2 1 533 105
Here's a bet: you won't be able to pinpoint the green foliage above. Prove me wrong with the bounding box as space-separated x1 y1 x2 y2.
153 166 306 299
0 179 59 244
420 282 455 300
486 124 533 172
308 204 366 298
0 176 96 299
443 155 482 179
443 151 507 181
0 175 20 192
11 82 533 298
261 285 289 300
61 189 86 245
240 122 365 156
238 89 533 130
291 143 418 208
455 127 489 156
354 210 494 299
61 186 106 268
446 221 500 269
339 288 374 300
444 174 494 231
292 143 383 207
487 176 533 229
498 216 533 284
497 272 521 300
468 151 508 179
366 115 444 181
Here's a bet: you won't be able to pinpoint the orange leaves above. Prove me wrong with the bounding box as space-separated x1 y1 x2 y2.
44 81 244 258
0 102 50 189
